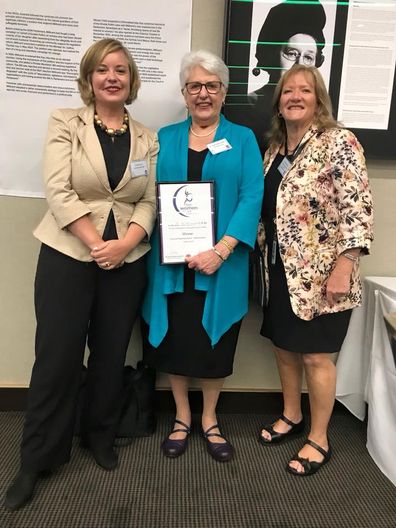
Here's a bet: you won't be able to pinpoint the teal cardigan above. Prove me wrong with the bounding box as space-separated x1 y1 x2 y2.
142 115 264 346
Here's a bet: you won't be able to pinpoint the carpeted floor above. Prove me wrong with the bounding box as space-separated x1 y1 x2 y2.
1 411 395 528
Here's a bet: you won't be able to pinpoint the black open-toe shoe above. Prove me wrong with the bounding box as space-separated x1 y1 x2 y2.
202 424 234 462
259 414 305 445
161 419 191 458
287 439 332 477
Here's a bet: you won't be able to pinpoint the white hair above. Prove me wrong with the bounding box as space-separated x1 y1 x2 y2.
179 49 229 89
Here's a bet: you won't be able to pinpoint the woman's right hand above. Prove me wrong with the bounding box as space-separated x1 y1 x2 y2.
325 257 354 306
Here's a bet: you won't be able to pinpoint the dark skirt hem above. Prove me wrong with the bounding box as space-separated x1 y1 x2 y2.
260 329 348 354
144 364 234 380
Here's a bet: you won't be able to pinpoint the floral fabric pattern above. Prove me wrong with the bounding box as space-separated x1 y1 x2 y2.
258 126 374 320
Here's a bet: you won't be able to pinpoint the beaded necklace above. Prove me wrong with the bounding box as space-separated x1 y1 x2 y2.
94 112 129 137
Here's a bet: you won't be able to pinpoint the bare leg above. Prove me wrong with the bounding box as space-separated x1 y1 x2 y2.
168 374 191 440
288 353 335 473
201 377 225 443
261 347 303 441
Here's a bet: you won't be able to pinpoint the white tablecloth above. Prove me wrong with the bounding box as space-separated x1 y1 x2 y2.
336 276 396 486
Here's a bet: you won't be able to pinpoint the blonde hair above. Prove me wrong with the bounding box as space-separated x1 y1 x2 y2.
77 38 140 106
269 64 339 147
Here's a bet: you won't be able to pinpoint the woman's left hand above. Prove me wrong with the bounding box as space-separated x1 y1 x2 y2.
325 258 354 306
185 249 223 275
91 240 129 270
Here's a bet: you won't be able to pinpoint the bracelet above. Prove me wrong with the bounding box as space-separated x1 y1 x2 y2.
212 247 226 262
219 238 234 253
342 252 359 263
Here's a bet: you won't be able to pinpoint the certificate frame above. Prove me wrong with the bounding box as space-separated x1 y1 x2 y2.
156 180 216 265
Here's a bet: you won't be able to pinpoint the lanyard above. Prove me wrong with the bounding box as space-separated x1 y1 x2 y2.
277 131 319 177
285 130 319 162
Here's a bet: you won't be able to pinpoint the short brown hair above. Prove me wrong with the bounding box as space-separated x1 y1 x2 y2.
77 38 140 105
269 64 339 146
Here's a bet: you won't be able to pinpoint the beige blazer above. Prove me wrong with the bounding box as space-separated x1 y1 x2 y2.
34 105 158 262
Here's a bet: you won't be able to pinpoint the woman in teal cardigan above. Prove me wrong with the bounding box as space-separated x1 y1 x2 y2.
142 50 263 462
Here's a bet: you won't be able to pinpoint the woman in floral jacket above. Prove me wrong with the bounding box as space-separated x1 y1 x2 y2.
257 64 373 476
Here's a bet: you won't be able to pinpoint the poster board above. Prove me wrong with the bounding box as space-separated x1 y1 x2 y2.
0 0 192 196
224 0 396 159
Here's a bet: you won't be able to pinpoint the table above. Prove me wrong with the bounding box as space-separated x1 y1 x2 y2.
383 312 396 368
336 276 396 486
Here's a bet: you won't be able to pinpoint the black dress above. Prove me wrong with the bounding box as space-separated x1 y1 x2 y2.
260 153 351 354
142 148 242 378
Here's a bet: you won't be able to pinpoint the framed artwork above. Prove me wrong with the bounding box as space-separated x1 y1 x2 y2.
223 0 396 160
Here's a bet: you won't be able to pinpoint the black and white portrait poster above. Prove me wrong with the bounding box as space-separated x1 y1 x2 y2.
224 0 396 159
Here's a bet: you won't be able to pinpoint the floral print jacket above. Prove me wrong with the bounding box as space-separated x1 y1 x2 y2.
258 125 374 320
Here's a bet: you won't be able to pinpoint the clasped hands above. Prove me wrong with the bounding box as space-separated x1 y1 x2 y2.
91 240 128 270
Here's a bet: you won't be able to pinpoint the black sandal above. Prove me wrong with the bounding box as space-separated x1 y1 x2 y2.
287 439 332 477
259 414 305 445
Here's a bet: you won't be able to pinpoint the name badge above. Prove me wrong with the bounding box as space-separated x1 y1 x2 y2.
207 138 232 155
277 156 291 176
131 160 148 177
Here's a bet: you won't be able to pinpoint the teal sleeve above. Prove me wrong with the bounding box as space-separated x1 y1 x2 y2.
225 129 264 248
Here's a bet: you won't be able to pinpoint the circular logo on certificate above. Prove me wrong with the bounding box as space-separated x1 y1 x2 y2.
172 185 199 217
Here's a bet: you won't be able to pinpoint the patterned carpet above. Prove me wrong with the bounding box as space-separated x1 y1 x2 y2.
1 412 395 528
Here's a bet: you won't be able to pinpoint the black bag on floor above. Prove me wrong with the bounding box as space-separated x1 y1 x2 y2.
75 361 156 441
117 361 157 439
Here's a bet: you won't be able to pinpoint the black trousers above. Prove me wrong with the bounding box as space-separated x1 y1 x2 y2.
21 244 146 471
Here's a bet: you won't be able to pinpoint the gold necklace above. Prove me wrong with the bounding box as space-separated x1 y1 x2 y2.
189 122 219 138
94 112 129 137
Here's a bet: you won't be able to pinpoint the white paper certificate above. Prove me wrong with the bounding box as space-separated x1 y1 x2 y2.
157 181 216 264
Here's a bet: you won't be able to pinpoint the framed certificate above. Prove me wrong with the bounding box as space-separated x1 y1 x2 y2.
156 181 216 264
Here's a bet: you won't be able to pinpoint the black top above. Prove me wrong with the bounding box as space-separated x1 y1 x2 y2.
188 148 208 181
261 152 285 248
94 123 130 241
261 152 284 223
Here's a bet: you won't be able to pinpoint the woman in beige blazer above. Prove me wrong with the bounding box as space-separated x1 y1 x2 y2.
5 38 158 510
257 65 373 476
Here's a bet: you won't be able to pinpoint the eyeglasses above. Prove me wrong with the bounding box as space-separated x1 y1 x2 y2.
184 81 223 95
282 48 316 67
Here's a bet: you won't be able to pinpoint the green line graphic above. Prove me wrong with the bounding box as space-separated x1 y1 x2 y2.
232 1 349 5
229 40 340 46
